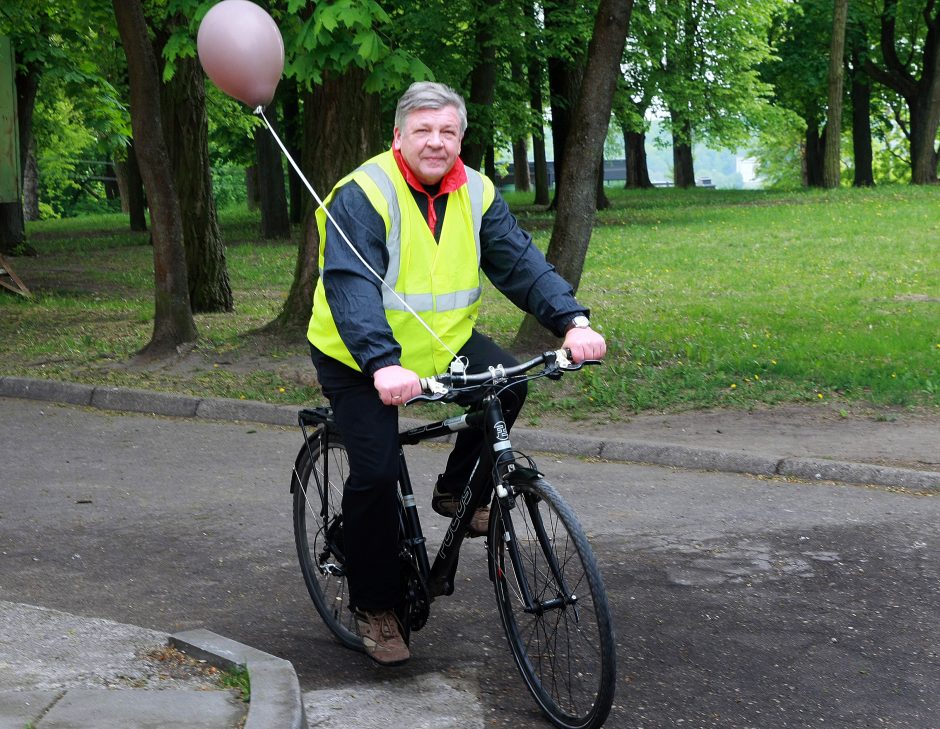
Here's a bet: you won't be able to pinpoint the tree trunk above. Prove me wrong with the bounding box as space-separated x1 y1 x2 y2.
672 141 695 187
509 52 530 193
596 161 610 209
903 9 940 184
0 205 24 253
103 161 121 203
909 93 940 184
515 0 633 348
254 105 291 239
532 132 550 205
113 0 196 357
282 80 304 225
850 49 875 187
268 67 382 336
625 128 653 188
864 0 940 184
0 62 39 255
671 113 695 188
822 0 849 188
245 166 260 210
22 143 39 221
125 139 147 232
804 124 825 187
546 59 584 208
114 157 130 213
462 0 500 170
525 0 550 206
158 42 233 313
512 139 530 192
545 0 588 208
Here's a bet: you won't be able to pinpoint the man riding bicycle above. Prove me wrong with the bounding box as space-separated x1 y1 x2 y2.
307 81 606 666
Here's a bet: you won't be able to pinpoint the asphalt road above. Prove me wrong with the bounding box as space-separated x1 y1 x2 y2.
2 397 938 728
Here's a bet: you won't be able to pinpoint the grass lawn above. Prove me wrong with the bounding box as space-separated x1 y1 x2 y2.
2 186 937 419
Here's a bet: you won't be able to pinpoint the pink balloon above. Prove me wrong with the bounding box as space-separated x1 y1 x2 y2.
197 0 284 108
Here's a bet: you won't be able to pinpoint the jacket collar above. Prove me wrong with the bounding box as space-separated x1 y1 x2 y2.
392 147 468 194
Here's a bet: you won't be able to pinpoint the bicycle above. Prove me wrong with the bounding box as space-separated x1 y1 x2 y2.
290 348 616 729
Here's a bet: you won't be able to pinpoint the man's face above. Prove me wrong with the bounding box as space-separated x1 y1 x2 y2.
393 106 463 186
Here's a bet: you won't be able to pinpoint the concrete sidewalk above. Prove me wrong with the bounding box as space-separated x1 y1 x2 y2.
0 600 304 729
0 376 937 728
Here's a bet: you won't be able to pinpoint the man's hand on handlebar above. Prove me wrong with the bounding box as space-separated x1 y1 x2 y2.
562 326 606 364
373 364 422 407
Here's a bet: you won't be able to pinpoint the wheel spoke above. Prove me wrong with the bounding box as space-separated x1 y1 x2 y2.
293 436 361 651
490 478 615 728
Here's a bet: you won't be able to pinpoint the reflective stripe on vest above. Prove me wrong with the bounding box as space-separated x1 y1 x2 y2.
357 162 485 313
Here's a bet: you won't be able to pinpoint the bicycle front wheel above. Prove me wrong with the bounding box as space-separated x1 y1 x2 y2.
489 477 616 729
292 429 362 652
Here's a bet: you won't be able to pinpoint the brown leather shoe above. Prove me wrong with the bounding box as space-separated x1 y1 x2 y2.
431 485 491 537
353 608 410 666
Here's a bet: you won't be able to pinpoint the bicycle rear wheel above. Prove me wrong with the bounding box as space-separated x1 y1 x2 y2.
489 477 616 729
292 429 362 651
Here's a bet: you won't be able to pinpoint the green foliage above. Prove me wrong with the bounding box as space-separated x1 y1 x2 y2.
651 0 785 149
756 0 940 185
284 0 431 92
219 666 250 703
32 96 97 218
617 0 659 133
4 0 130 218
205 82 261 168
541 0 596 64
211 165 249 210
748 105 808 188
761 0 830 127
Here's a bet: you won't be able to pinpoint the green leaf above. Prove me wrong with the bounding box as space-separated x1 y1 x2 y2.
354 30 379 61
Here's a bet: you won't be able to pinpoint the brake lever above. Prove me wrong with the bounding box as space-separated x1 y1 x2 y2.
404 392 448 406
556 348 603 371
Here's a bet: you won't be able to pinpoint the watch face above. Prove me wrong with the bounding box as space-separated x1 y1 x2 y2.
572 316 590 329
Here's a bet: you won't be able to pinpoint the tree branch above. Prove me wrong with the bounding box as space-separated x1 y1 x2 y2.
873 0 918 99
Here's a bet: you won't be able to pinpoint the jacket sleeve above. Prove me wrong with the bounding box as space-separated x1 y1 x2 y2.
479 191 589 337
319 181 402 375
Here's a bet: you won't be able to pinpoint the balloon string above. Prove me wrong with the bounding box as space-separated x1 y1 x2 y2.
254 107 459 364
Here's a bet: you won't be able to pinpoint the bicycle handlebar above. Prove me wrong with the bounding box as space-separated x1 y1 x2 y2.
407 349 601 405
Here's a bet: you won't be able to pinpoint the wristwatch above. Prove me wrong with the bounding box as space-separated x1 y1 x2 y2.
566 315 591 331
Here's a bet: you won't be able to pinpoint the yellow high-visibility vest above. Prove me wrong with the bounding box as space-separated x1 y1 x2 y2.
307 150 496 377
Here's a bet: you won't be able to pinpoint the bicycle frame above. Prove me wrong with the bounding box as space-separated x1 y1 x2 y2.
400 392 516 598
298 348 598 618
298 388 557 610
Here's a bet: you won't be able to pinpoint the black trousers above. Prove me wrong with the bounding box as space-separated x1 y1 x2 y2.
310 331 528 610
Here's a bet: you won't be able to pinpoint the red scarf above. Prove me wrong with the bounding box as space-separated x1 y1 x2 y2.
393 147 468 235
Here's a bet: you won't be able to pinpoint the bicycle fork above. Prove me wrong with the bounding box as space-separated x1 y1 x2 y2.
477 402 578 617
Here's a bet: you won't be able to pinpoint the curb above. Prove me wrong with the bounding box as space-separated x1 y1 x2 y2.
170 629 306 729
510 429 940 492
2 375 938 493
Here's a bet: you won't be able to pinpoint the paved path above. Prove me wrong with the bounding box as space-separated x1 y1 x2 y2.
1 393 938 727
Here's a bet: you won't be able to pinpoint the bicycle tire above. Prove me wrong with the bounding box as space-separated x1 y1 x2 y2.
292 429 363 652
489 477 616 729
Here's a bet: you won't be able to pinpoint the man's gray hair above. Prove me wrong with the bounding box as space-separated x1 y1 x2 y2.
395 81 468 136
